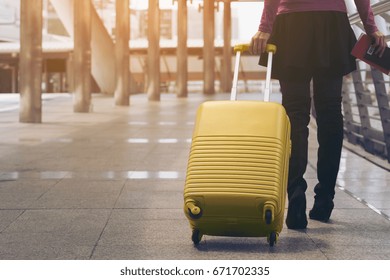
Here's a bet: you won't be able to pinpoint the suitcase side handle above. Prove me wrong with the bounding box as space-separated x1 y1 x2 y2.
186 201 203 219
231 44 277 101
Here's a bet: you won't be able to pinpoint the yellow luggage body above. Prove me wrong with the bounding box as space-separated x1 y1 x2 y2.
183 44 291 247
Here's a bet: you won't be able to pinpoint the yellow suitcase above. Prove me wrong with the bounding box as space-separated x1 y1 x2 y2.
184 44 291 247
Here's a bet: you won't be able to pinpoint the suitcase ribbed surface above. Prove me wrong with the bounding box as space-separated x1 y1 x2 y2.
185 135 285 206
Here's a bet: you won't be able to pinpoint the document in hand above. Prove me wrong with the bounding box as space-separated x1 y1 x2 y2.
351 33 390 75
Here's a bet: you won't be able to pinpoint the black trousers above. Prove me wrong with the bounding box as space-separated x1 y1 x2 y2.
280 72 344 201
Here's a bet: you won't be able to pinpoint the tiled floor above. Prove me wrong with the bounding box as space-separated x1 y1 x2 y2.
0 92 389 260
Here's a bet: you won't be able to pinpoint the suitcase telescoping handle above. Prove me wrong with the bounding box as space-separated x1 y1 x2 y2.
231 43 277 102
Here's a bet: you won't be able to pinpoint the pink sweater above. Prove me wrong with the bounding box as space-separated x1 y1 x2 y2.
259 0 378 35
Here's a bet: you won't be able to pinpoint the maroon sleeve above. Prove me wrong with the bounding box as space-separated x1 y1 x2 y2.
259 0 281 33
354 0 378 35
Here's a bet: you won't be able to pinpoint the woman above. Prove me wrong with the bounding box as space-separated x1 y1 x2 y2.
250 0 386 230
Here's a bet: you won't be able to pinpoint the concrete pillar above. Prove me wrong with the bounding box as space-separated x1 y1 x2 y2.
73 0 92 112
203 0 215 94
147 0 160 101
114 0 130 106
19 0 43 123
176 0 188 98
221 0 232 93
50 0 116 95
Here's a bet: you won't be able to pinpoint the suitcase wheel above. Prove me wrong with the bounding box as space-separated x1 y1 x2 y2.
267 232 278 247
191 229 203 245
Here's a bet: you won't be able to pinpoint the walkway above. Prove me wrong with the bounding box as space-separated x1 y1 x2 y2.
0 92 389 260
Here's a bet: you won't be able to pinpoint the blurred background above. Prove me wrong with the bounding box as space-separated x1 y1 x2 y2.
0 0 265 94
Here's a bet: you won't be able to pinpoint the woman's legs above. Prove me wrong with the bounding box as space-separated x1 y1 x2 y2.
310 73 344 221
280 72 344 227
280 78 312 229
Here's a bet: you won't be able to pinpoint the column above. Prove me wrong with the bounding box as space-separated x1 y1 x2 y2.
114 0 130 106
176 0 188 98
73 0 92 112
50 0 116 94
19 0 43 123
147 0 160 101
203 0 215 94
221 0 232 93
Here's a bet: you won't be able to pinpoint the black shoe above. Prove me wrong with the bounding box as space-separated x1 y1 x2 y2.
286 189 307 230
309 197 334 222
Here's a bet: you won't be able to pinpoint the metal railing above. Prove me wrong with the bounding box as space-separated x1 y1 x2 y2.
344 0 390 163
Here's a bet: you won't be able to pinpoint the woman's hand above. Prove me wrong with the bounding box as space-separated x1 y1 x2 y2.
370 30 387 57
249 31 271 55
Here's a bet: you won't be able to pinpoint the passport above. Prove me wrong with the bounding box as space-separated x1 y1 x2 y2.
351 33 390 75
